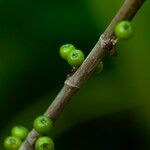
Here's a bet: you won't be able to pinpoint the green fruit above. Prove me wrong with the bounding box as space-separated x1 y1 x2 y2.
4 136 22 150
114 20 133 39
96 61 104 73
67 49 85 67
33 116 53 134
59 44 75 60
35 136 54 150
11 126 29 140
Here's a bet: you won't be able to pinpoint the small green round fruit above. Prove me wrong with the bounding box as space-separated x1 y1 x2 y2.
114 20 133 39
59 44 75 60
11 126 29 140
67 49 85 67
4 136 22 150
35 136 54 150
33 116 53 134
96 61 104 73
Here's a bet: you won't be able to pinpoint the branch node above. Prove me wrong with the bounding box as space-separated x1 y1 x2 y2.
100 34 116 51
64 79 80 89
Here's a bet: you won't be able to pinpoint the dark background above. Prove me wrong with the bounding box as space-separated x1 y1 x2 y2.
0 0 150 149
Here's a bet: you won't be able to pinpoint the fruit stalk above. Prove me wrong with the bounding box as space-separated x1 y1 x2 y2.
19 0 145 149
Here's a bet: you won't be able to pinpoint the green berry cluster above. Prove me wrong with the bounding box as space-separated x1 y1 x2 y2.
33 116 53 134
33 115 54 150
4 126 29 150
35 136 54 150
4 136 22 150
114 20 133 39
59 44 85 67
60 43 104 74
4 116 54 150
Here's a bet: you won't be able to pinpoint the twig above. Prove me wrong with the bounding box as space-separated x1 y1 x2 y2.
19 0 145 149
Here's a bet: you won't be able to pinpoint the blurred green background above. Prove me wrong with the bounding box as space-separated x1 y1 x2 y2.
0 0 150 149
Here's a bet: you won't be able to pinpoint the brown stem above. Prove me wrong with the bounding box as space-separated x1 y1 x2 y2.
19 0 145 149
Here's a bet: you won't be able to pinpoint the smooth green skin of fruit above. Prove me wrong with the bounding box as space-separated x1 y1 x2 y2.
115 20 133 39
67 49 85 67
59 44 75 60
96 61 104 73
33 116 53 134
35 136 54 150
11 126 29 140
4 136 22 150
